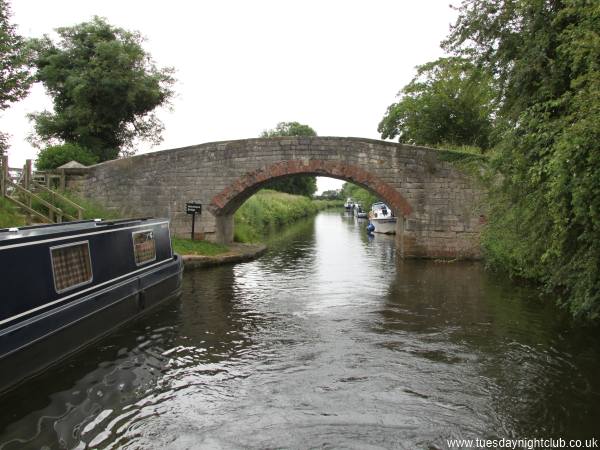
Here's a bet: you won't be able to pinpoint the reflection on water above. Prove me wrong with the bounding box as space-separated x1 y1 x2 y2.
1 211 599 449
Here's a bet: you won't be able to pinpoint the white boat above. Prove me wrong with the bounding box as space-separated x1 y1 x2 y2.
369 202 397 234
344 197 355 210
353 203 368 219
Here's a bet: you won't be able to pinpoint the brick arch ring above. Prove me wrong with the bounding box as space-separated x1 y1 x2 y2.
208 160 413 217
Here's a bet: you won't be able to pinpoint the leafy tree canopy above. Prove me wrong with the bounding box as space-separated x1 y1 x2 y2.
0 0 33 154
341 182 379 211
445 0 600 319
317 189 342 200
378 57 495 150
29 16 175 162
260 121 317 197
261 121 317 138
36 143 98 170
0 0 31 110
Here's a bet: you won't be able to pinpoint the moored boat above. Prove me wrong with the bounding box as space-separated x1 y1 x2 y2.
369 202 397 234
0 217 183 394
344 197 355 210
353 203 368 219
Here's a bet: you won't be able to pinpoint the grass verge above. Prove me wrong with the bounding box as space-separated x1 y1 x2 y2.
30 190 121 220
234 190 342 242
171 238 229 256
0 197 26 228
1 190 121 227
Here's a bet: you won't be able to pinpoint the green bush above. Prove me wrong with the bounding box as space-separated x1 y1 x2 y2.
340 182 380 211
264 175 317 197
36 143 98 170
443 0 600 320
234 190 341 242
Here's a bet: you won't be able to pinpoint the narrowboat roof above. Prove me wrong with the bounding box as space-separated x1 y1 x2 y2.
0 218 167 245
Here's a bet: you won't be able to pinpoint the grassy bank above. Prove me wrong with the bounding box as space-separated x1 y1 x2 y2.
30 190 122 221
234 190 342 242
341 183 380 211
0 190 121 227
0 198 26 228
171 238 229 256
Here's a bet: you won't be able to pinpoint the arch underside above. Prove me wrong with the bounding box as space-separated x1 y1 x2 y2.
209 160 413 217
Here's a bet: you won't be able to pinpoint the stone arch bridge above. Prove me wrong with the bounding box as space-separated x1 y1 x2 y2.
66 137 484 259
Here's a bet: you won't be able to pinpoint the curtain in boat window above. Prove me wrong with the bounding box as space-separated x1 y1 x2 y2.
51 242 93 293
133 230 156 265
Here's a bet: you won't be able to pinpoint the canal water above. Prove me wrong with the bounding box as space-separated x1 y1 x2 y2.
1 211 599 449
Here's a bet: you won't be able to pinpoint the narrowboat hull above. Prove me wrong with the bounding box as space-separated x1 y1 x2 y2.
0 254 183 395
0 217 184 396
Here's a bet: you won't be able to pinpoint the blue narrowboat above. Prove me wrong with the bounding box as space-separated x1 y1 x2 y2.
0 217 183 395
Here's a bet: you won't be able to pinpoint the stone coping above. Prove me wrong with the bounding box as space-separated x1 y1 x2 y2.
180 243 267 269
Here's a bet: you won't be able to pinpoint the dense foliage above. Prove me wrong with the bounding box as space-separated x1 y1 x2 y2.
378 57 495 150
0 0 33 153
36 143 98 170
234 190 340 242
341 182 380 211
263 175 317 198
261 122 317 139
317 189 343 200
260 121 318 197
445 0 600 319
29 17 175 162
0 0 31 110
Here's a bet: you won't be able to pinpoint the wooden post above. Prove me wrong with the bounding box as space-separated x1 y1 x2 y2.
24 159 32 191
1 154 7 197
60 169 66 191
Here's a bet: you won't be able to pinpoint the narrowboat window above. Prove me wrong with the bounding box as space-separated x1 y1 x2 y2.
133 230 156 265
51 242 93 293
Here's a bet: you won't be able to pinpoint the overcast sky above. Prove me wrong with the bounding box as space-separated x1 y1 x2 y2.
1 0 457 193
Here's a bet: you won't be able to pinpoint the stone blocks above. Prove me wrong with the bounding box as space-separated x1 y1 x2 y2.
67 137 485 259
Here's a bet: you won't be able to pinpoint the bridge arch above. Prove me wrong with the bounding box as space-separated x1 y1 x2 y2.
208 159 413 217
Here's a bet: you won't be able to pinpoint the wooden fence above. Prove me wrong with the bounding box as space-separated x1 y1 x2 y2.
1 155 84 223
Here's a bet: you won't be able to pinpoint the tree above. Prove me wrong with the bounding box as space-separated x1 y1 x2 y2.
0 0 33 154
36 143 98 170
378 57 495 151
341 182 379 210
260 121 318 197
261 121 317 139
29 16 175 162
445 0 600 319
318 189 342 200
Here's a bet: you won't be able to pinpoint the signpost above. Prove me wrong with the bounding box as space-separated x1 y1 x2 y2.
185 202 202 240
